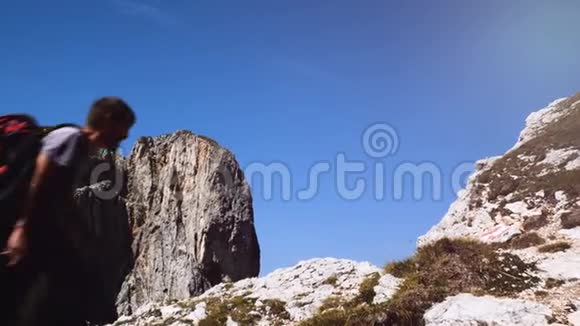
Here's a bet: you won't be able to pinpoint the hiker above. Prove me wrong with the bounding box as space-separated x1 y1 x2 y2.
0 97 136 326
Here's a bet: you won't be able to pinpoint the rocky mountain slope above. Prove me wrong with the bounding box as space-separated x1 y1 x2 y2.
109 92 580 325
418 94 580 247
113 258 401 326
415 93 580 324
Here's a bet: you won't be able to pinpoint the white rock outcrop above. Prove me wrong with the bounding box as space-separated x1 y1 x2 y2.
537 250 580 280
511 97 568 150
424 293 553 326
569 310 580 326
110 258 401 325
373 274 401 304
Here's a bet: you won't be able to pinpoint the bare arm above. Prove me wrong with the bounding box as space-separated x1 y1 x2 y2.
2 152 55 266
3 129 82 267
17 152 55 225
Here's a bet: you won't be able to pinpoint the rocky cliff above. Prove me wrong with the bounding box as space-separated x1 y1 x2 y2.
108 92 580 326
72 130 260 323
117 131 260 315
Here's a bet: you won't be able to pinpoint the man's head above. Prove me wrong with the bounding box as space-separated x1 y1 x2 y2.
84 96 136 150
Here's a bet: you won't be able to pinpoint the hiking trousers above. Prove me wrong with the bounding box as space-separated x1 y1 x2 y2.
14 228 90 326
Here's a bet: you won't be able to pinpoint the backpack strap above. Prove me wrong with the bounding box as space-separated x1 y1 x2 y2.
37 123 81 138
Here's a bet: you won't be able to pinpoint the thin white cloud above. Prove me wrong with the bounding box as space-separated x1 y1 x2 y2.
112 0 180 27
265 53 337 81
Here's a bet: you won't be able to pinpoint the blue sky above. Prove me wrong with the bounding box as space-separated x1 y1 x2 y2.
2 0 580 275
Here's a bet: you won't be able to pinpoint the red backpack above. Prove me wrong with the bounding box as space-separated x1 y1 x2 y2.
0 114 77 238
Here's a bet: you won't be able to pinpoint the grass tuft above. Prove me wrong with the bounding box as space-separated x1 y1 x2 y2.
322 275 338 287
560 209 580 229
261 299 291 321
499 232 546 250
384 258 415 278
545 278 565 289
353 273 381 305
538 241 572 253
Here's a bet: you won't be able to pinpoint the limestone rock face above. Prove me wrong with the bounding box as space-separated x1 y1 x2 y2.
116 131 260 315
69 130 259 321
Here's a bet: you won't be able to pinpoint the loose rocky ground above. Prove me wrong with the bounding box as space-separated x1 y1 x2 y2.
111 93 580 325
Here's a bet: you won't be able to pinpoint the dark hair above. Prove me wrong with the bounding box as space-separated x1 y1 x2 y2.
86 96 136 129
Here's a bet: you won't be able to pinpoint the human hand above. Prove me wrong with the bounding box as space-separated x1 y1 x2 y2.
1 222 27 267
